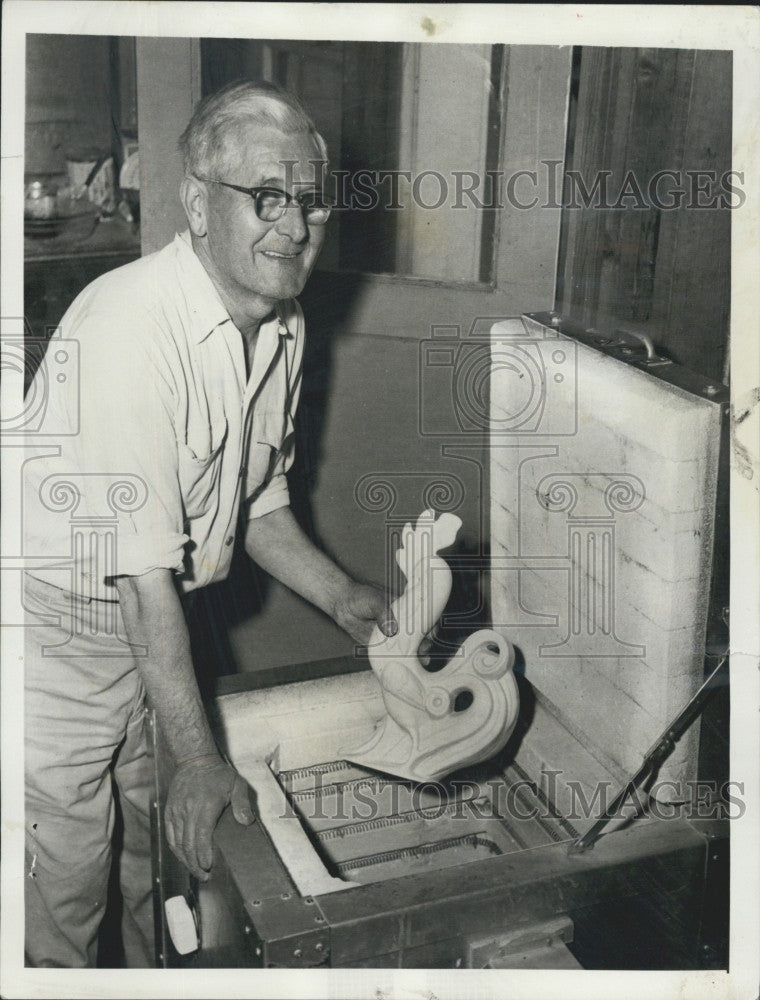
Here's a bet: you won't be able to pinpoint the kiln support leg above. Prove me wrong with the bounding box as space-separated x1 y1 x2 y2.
466 915 583 969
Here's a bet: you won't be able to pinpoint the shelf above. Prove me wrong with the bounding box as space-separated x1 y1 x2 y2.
24 213 140 263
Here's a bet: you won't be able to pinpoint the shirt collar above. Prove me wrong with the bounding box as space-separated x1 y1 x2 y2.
173 231 297 345
173 231 232 344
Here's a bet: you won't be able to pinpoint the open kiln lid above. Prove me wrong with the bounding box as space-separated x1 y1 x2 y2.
489 312 726 791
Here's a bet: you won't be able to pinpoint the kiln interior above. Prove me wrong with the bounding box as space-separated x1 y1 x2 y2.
216 669 624 897
274 746 578 885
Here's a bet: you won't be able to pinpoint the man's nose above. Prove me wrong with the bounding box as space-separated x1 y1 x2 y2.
273 201 309 243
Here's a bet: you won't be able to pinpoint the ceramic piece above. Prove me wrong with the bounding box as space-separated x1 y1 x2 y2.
343 509 519 782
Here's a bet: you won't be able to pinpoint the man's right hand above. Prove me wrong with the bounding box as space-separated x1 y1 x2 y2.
165 755 256 880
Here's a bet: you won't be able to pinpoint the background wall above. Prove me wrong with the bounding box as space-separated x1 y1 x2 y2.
26 35 112 175
25 34 137 177
135 40 572 680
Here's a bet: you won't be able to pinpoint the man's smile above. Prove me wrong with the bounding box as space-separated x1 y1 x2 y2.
260 249 303 259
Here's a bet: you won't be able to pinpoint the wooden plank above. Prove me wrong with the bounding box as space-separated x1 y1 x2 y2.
655 50 732 380
136 37 201 255
496 45 572 310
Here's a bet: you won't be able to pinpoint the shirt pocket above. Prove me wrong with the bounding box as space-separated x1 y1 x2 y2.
177 417 228 520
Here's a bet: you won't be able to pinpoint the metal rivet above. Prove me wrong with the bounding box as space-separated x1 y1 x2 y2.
244 924 251 934
281 892 290 900
255 946 262 956
293 948 302 958
315 915 324 923
304 897 314 905
705 385 719 396
253 899 261 906
315 942 323 952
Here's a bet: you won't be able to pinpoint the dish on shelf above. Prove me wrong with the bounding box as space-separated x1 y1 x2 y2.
24 196 99 239
24 217 66 238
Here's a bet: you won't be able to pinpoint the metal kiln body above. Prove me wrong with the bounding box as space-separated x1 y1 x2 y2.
150 313 729 969
150 658 727 970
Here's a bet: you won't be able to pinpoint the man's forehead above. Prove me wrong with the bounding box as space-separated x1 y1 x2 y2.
225 125 324 185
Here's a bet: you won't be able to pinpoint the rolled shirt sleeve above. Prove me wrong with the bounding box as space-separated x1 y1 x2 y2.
245 408 296 519
247 472 291 519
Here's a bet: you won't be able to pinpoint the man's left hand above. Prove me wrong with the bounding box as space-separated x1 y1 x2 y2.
332 581 397 645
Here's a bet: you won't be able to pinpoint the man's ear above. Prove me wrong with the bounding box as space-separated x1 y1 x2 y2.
180 175 208 237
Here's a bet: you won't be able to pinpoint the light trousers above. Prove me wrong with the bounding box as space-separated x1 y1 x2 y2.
24 573 155 967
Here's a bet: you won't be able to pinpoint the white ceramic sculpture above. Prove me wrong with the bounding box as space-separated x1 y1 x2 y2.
343 509 520 783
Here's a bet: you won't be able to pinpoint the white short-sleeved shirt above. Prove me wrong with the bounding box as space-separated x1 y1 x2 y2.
24 230 305 598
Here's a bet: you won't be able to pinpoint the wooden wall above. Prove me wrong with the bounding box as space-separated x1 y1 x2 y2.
557 48 732 384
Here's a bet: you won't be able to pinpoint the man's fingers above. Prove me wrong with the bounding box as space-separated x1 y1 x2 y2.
379 617 398 638
230 777 255 826
418 635 433 667
165 812 178 850
166 819 193 876
165 812 187 870
418 628 438 666
194 821 214 876
358 585 396 635
166 805 190 871
181 812 202 879
379 604 398 637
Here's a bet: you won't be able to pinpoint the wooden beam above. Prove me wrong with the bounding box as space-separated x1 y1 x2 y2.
136 37 201 255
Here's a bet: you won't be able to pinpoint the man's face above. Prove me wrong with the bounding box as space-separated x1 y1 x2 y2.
197 124 327 322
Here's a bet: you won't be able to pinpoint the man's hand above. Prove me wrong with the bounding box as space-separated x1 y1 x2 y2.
165 754 255 881
332 581 397 646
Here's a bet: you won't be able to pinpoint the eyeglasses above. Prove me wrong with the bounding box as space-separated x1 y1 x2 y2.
198 178 332 225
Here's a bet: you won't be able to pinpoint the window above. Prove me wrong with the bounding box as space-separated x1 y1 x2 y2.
201 40 504 284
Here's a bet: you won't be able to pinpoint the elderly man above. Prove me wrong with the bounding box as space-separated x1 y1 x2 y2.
23 80 394 968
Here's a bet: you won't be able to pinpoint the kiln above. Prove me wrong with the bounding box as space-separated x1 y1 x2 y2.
150 313 729 970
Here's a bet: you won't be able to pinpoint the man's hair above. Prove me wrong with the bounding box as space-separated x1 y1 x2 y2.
178 79 328 179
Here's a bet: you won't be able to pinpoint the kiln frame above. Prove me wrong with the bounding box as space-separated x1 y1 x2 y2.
149 656 728 970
